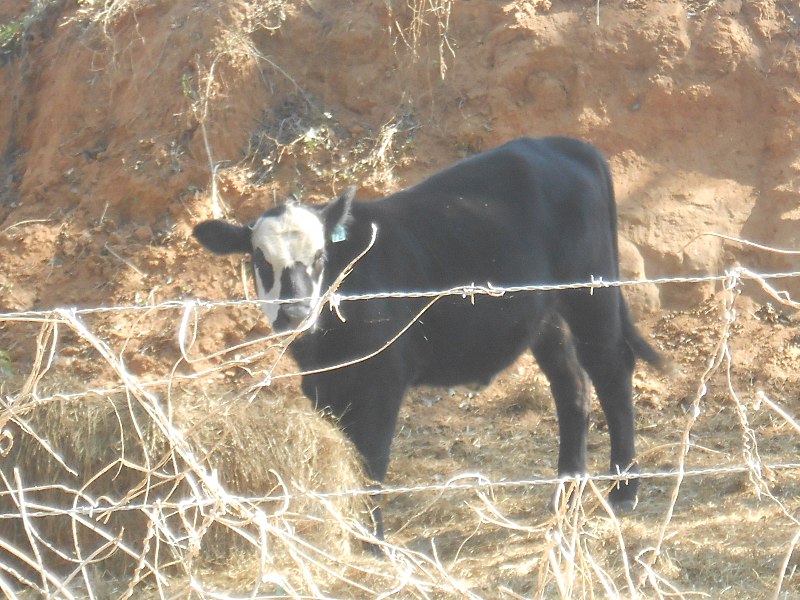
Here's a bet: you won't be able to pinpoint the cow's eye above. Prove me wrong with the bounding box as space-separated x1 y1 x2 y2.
253 248 274 290
311 250 325 277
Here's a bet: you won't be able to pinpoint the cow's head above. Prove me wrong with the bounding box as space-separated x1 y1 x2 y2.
193 187 354 332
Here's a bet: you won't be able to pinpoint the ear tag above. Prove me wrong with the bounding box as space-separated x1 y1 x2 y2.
331 224 347 243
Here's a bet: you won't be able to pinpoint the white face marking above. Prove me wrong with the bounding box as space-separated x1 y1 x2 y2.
251 204 326 327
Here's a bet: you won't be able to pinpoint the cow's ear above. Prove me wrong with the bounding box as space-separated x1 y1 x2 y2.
193 220 252 255
322 186 355 243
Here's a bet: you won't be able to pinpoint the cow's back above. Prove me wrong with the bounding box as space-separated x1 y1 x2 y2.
347 137 617 291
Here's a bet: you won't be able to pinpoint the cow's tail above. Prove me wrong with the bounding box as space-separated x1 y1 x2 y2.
594 145 664 370
620 300 664 369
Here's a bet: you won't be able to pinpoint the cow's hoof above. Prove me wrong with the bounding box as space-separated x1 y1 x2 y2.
607 469 639 514
363 539 385 558
608 496 637 514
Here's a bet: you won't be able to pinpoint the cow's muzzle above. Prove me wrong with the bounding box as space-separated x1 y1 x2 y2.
273 301 312 333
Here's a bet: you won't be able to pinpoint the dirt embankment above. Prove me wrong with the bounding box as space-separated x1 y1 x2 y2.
1 0 798 318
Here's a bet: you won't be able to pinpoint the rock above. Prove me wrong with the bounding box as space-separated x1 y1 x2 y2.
134 225 153 243
618 236 661 317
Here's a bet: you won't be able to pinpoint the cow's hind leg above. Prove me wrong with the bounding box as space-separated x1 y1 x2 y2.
559 288 640 511
531 313 592 509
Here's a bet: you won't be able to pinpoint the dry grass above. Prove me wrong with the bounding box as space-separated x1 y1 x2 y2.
0 376 370 596
390 0 455 79
0 272 799 597
0 299 503 597
0 304 372 596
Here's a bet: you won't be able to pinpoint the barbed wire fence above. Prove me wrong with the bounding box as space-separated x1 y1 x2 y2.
0 264 799 598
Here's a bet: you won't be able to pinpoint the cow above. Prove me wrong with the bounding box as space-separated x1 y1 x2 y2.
193 136 662 544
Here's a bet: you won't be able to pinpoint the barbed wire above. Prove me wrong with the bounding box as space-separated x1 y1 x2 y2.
0 460 798 522
4 265 795 408
2 266 799 485
1 267 798 322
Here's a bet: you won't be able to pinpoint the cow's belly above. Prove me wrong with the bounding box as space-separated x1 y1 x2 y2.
410 297 541 387
414 340 531 387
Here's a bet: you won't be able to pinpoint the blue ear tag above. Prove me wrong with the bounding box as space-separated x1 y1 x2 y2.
331 223 347 243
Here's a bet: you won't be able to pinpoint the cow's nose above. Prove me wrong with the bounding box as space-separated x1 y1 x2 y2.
273 303 310 332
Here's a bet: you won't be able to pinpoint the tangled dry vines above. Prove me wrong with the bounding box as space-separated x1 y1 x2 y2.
0 266 799 598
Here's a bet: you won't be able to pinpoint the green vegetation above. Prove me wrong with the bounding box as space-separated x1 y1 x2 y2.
0 20 23 59
0 348 13 379
0 0 64 63
181 72 198 101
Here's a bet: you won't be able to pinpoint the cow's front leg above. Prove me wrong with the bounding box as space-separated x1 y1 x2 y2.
306 369 406 552
340 390 403 552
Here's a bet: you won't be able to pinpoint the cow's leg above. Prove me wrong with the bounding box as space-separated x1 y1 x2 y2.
339 403 398 545
531 313 591 508
305 369 406 549
559 288 640 511
341 380 406 551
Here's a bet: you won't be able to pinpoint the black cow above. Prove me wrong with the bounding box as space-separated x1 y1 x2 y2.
193 136 662 542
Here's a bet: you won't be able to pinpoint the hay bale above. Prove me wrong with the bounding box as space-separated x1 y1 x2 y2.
0 386 368 591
